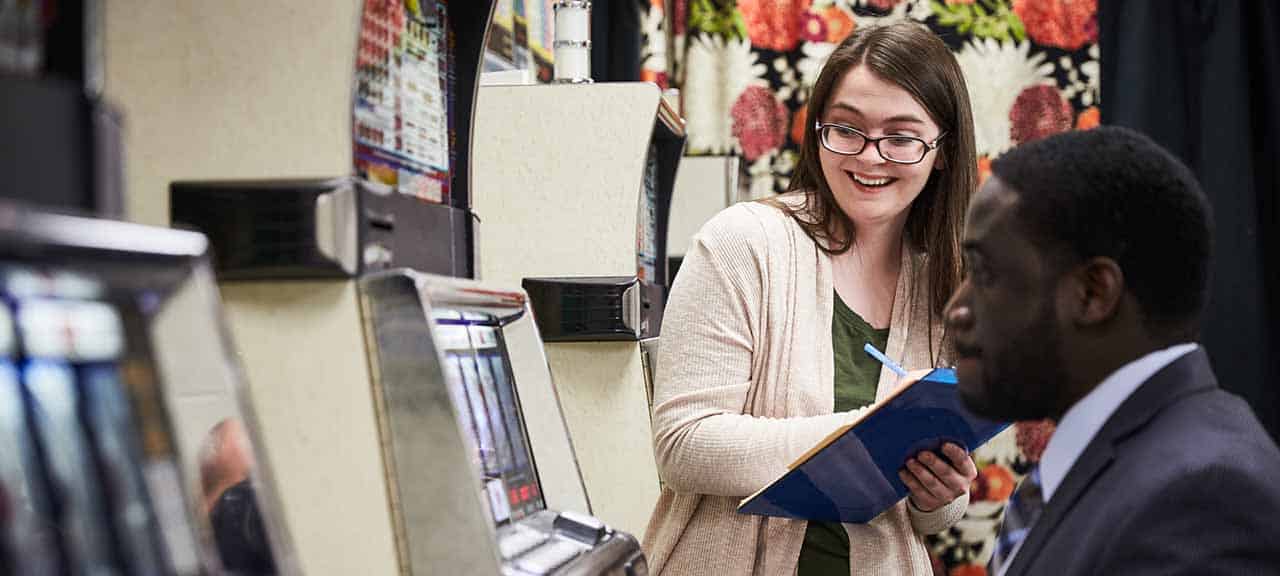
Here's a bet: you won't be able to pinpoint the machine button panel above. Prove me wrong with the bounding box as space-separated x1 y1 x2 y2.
499 525 549 560
514 538 584 575
552 510 607 545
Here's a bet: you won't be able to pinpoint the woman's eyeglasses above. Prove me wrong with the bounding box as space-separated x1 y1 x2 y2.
814 122 946 165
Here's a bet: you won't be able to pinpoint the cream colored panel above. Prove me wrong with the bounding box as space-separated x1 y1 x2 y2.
667 156 738 257
472 83 660 284
544 342 661 537
220 281 399 576
104 1 357 226
503 310 591 515
472 83 667 534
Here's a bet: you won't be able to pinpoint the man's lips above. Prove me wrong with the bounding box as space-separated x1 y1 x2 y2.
953 343 981 359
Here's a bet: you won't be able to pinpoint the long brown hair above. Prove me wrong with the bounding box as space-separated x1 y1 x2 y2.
774 21 977 317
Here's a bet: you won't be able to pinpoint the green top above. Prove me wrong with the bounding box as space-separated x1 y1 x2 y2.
796 291 890 575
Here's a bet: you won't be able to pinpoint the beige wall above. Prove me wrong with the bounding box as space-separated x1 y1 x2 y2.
104 0 358 226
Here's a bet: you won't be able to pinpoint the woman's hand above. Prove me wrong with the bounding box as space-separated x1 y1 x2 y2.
898 443 977 512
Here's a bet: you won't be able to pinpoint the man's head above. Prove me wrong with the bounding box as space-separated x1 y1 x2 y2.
199 418 255 512
946 126 1213 421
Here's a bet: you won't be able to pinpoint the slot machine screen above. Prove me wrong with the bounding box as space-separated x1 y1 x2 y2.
0 208 293 575
0 266 180 574
432 309 545 526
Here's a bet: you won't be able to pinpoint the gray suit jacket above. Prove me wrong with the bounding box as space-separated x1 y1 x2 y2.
1007 348 1280 575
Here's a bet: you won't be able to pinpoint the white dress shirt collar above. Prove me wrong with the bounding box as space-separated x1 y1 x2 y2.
1038 343 1198 502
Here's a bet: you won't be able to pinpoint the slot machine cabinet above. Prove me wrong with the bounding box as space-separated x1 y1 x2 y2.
360 270 645 574
0 202 295 575
472 82 686 536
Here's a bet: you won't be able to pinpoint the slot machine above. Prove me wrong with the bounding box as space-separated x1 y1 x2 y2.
359 269 646 574
0 202 294 575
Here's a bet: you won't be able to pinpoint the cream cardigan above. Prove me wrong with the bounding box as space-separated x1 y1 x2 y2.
643 195 966 575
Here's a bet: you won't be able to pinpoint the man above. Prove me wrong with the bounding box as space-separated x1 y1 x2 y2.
198 418 255 513
198 417 277 574
945 126 1280 575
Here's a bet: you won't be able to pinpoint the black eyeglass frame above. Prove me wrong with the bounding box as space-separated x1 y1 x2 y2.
813 121 947 165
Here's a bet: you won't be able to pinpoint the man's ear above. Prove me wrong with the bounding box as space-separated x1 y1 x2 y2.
1063 257 1125 326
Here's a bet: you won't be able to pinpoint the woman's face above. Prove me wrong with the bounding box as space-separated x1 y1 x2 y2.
818 65 945 230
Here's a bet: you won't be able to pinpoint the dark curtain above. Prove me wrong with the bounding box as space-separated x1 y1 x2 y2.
1100 0 1280 440
591 0 643 82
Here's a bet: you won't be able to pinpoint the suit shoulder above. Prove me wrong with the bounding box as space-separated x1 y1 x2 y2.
1116 388 1280 500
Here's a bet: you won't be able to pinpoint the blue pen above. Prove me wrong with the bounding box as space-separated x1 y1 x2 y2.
863 343 907 377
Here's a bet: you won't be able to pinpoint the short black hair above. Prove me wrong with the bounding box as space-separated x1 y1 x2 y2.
990 126 1213 337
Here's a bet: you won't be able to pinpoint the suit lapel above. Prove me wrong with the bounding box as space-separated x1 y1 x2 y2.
1006 348 1217 575
1005 440 1113 575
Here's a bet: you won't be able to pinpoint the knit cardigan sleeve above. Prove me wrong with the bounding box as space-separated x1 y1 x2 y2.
651 205 855 498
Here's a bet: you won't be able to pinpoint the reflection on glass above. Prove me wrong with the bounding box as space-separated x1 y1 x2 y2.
0 260 288 575
0 360 62 574
443 354 481 466
0 268 192 574
433 309 546 528
24 359 119 574
485 350 543 519
5 266 106 301
471 331 514 478
152 269 283 575
80 364 168 573
198 418 275 574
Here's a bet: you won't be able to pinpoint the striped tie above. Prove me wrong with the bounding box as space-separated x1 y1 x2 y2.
989 466 1044 575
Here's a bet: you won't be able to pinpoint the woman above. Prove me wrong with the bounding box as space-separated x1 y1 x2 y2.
645 22 979 575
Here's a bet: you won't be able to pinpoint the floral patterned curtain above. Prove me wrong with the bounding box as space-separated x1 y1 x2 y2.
640 1 1099 574
665 0 1099 201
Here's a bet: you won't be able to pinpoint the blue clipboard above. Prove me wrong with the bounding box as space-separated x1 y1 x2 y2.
737 368 1009 523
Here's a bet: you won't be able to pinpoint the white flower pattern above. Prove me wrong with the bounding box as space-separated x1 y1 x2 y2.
956 38 1056 157
683 35 768 154
640 3 668 82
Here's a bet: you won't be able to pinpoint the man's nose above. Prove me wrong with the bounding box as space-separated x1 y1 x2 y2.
944 292 973 331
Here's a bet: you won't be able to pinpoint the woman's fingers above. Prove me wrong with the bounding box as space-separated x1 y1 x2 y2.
920 446 975 495
942 443 978 480
901 444 977 511
902 457 946 510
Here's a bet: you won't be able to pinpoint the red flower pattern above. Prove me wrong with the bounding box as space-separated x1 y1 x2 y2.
799 12 827 43
789 106 808 147
1013 0 1098 51
1016 419 1056 463
1009 85 1073 145
868 0 906 11
823 6 855 43
739 0 812 52
949 564 988 576
732 85 789 161
642 69 670 91
1076 106 1101 130
971 463 1016 502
